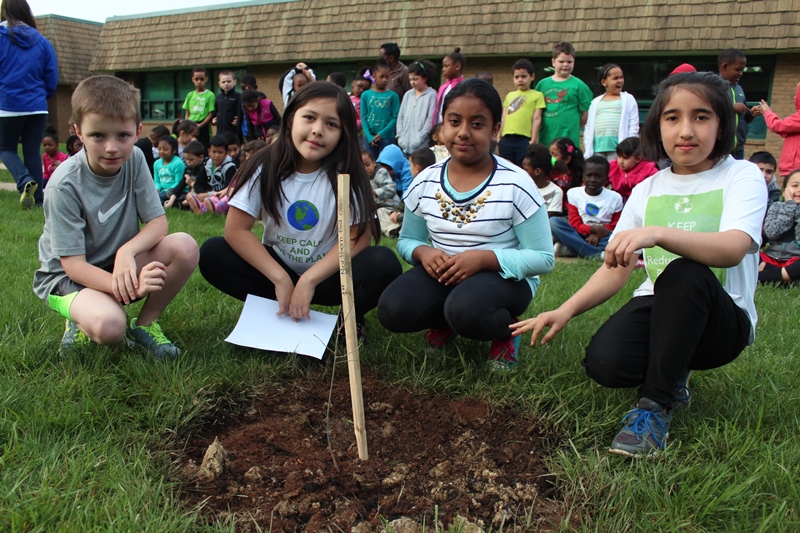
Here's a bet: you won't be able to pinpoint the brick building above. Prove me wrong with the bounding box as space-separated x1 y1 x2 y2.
36 15 103 141
87 0 800 159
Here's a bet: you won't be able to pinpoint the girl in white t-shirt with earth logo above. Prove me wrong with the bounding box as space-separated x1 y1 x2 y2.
512 72 767 458
199 82 402 340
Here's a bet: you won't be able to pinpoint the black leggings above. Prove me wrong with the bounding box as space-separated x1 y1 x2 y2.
377 264 533 341
198 237 402 322
758 260 800 284
583 258 751 409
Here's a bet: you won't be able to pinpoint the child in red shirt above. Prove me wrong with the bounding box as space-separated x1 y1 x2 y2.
42 129 67 184
608 137 657 202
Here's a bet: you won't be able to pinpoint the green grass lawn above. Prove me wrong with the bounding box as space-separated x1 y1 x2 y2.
0 189 797 532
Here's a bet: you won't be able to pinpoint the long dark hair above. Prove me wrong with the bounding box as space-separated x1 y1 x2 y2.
232 81 379 243
639 71 735 165
1 0 36 43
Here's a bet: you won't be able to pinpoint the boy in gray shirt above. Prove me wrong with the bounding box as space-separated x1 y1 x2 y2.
34 75 199 358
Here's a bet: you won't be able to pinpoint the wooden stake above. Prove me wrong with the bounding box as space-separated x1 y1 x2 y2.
337 173 368 460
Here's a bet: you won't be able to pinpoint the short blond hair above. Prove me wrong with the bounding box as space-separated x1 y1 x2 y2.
71 75 140 127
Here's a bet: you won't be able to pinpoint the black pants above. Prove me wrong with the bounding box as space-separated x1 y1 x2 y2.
583 258 751 409
377 264 532 341
199 237 402 322
498 134 530 167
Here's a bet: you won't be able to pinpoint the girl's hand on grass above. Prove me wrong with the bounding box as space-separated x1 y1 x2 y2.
415 246 450 280
135 261 167 299
437 250 490 286
112 251 140 304
604 227 658 268
510 309 572 346
288 277 315 321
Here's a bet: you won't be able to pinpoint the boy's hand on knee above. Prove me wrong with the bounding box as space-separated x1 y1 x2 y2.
135 261 167 299
585 233 600 246
112 251 140 304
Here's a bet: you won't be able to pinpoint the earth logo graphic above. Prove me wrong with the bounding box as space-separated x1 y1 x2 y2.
287 200 320 231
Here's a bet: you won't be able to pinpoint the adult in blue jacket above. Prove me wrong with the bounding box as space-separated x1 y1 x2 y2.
0 0 58 208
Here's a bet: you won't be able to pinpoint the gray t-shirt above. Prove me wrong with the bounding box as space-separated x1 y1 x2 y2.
33 148 165 301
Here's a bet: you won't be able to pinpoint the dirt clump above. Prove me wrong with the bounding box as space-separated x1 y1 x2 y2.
180 369 568 531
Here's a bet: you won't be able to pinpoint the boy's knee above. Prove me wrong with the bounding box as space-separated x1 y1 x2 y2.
166 232 199 268
82 311 127 345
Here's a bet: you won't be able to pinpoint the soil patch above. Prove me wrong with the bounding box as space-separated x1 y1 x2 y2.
180 368 570 531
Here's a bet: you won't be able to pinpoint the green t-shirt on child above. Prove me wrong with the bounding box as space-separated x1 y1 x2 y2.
535 76 592 147
501 89 546 138
182 89 215 122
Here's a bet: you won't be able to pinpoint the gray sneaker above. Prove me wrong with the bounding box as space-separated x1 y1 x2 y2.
609 398 672 458
60 319 90 354
125 318 180 359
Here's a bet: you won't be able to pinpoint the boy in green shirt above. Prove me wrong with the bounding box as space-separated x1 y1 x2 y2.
497 59 546 167
183 67 215 148
535 42 592 148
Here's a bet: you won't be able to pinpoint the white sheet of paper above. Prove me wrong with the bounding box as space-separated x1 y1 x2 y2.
224 294 339 359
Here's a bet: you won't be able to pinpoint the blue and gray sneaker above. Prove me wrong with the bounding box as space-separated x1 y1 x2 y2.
673 370 692 408
125 318 180 359
609 397 672 458
60 319 91 354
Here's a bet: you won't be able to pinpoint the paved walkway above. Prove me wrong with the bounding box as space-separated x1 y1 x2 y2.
0 162 17 191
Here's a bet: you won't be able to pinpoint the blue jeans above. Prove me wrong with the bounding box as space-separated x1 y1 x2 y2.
549 216 609 259
0 114 47 205
498 134 530 167
366 137 395 160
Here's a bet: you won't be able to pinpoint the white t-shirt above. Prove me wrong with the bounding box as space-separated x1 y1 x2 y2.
538 181 563 214
230 169 353 274
612 156 767 344
403 155 545 256
566 186 623 225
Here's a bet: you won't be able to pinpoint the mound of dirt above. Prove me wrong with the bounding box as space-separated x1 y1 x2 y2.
180 369 570 531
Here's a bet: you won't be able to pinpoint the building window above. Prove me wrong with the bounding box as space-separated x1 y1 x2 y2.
139 69 246 121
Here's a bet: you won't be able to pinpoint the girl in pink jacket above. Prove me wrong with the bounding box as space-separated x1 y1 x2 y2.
761 83 800 177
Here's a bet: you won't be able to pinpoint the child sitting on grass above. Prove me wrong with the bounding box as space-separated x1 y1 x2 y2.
550 155 622 258
513 72 766 457
148 125 169 159
362 150 401 238
163 141 205 209
153 136 186 203
186 134 237 214
33 75 199 358
377 79 554 370
607 137 658 203
749 151 781 208
523 143 563 217
65 134 82 157
759 169 800 285
41 127 67 184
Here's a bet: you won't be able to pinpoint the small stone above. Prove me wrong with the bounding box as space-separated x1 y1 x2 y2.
198 437 229 481
243 466 263 482
384 517 421 533
352 522 373 533
274 499 297 516
382 470 405 487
